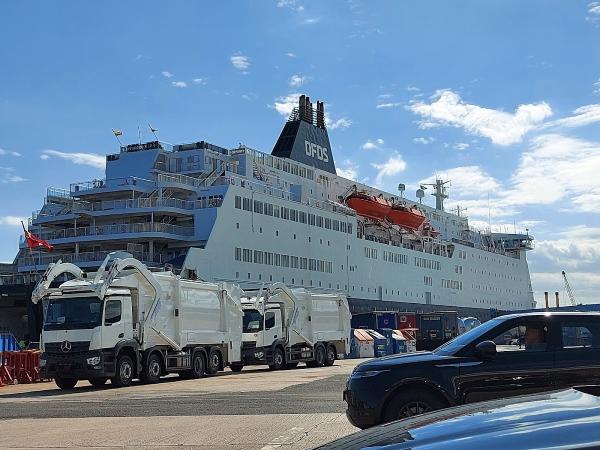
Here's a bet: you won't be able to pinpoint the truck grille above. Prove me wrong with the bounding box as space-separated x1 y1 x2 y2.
242 341 256 350
45 341 91 355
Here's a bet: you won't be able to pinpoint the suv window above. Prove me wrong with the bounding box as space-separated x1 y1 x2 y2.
561 322 598 349
491 322 548 352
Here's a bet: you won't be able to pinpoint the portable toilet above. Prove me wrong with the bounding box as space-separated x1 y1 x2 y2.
391 330 407 353
366 330 388 358
354 329 375 358
376 328 395 355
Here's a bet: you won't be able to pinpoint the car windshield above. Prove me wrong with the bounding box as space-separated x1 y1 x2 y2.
44 297 103 331
434 318 503 355
243 309 263 333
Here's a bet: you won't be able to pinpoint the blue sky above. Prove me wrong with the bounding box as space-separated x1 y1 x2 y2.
1 1 599 304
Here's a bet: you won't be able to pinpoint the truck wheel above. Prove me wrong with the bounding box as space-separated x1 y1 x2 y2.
141 353 161 384
268 347 285 371
206 349 222 375
55 377 78 390
325 344 336 366
191 353 205 378
111 355 134 388
314 345 326 367
88 377 108 387
230 363 244 372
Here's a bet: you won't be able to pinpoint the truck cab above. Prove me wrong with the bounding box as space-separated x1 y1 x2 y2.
239 300 285 369
40 285 138 389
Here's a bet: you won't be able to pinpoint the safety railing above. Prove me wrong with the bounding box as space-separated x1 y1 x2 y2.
17 250 166 268
33 222 194 241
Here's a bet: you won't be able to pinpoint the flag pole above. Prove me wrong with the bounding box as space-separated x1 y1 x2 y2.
21 221 38 283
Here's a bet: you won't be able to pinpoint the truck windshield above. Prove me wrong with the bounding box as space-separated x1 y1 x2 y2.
44 297 103 331
243 309 263 333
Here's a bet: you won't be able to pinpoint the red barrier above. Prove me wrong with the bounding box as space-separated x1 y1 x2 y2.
0 350 43 386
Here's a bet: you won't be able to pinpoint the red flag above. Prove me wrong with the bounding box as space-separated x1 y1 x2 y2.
22 223 53 251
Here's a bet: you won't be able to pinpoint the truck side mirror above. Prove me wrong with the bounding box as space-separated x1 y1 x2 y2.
475 340 497 360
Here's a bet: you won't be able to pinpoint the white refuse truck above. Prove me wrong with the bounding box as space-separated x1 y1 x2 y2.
33 252 243 389
232 283 351 371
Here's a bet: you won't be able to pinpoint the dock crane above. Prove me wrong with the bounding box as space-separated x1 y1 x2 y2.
561 271 577 306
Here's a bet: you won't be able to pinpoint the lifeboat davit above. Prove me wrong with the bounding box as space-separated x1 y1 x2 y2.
386 204 426 230
345 192 391 221
420 221 440 238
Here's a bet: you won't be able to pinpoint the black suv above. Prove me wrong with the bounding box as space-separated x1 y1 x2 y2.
345 312 600 428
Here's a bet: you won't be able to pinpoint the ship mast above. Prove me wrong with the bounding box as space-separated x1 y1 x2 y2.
421 179 450 211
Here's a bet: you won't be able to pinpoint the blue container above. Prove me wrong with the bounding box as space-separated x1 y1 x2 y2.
392 332 408 353
352 312 398 330
366 330 388 358
0 332 20 352
376 328 395 355
348 328 360 359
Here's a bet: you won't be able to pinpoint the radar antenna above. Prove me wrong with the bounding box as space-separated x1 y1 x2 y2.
421 179 450 211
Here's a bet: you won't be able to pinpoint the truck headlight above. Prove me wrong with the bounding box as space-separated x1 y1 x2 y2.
86 356 101 366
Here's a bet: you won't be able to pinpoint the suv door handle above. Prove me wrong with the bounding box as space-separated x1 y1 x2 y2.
118 333 124 338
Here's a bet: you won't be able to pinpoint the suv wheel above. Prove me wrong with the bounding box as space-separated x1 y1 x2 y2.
55 377 77 390
383 389 446 423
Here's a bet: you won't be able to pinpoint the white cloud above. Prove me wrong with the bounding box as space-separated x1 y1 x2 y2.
230 54 250 71
407 89 553 146
277 0 304 11
0 216 28 227
285 52 297 58
376 102 402 109
531 271 600 306
371 153 407 186
594 78 600 96
161 71 174 78
420 166 500 199
0 166 27 183
504 134 600 211
587 2 600 22
272 93 301 117
361 138 384 150
193 78 207 85
303 17 320 25
413 137 435 145
407 86 420 92
171 81 187 88
0 149 21 156
326 116 352 130
289 74 311 88
542 104 600 129
336 160 359 181
41 150 105 169
453 142 469 150
535 226 600 270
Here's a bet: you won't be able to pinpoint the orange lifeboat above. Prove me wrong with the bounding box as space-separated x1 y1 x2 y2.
386 204 426 230
345 192 391 221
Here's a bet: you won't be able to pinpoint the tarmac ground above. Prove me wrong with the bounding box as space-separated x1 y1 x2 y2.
0 358 362 449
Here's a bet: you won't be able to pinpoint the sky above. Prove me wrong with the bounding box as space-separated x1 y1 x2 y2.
0 1 599 306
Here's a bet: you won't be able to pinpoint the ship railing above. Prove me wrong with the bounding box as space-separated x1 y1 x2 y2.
73 197 196 212
156 172 206 188
222 175 296 201
70 177 154 194
0 273 37 286
47 187 71 199
33 222 194 241
17 250 165 269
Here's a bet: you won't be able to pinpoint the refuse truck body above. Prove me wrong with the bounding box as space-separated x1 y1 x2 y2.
233 283 351 371
34 253 243 389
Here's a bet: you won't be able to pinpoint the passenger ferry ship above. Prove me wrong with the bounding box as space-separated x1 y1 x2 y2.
17 95 535 319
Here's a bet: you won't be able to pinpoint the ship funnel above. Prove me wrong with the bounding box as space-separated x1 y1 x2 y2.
271 95 336 174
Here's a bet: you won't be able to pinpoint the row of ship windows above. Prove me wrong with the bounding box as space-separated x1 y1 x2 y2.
365 247 442 270
472 253 519 267
251 152 315 180
472 283 524 295
235 196 353 234
442 279 463 290
234 248 333 273
470 267 522 282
